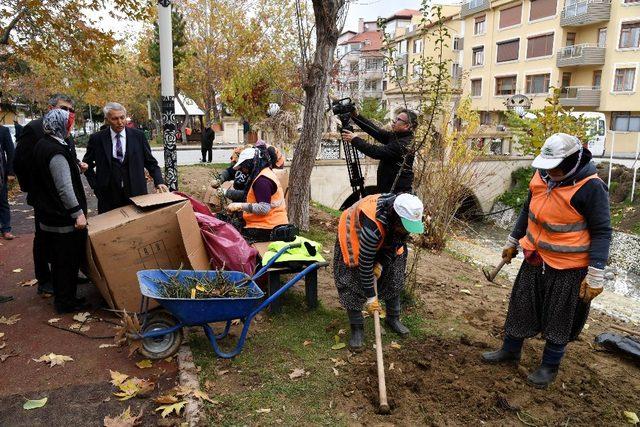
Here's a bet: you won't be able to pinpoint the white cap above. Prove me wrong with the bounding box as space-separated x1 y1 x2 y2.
393 194 424 234
531 133 581 170
233 147 258 169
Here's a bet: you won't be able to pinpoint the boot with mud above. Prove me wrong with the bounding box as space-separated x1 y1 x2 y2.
347 310 365 351
385 296 410 336
482 335 523 364
527 364 559 388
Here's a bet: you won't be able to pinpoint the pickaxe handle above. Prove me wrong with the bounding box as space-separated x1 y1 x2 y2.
483 259 507 283
373 279 390 414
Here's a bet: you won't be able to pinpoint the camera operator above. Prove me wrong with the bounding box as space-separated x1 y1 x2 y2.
341 109 417 194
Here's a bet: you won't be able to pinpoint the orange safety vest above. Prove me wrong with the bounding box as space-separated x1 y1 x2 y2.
519 170 600 269
243 167 289 229
338 195 387 267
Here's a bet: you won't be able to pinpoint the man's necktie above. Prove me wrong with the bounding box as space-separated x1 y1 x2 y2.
115 133 124 163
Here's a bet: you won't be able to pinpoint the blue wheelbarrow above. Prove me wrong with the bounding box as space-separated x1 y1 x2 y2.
134 243 328 359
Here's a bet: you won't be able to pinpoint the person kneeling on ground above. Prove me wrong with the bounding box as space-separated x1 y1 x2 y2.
225 147 288 243
482 133 612 388
211 145 251 202
32 109 89 313
334 193 424 351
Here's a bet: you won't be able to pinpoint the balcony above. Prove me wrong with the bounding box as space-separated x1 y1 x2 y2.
559 86 601 107
560 0 611 27
363 68 383 79
556 44 605 67
362 89 383 99
460 0 490 18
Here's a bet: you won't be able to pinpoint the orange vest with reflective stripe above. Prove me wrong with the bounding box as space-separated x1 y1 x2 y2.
243 167 289 229
338 195 386 267
519 170 600 269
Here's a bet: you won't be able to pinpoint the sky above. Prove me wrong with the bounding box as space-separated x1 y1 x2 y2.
343 0 457 33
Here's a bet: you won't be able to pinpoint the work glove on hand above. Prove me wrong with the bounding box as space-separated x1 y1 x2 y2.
211 179 221 189
226 202 246 212
365 296 382 315
502 235 519 264
373 263 382 280
579 266 605 303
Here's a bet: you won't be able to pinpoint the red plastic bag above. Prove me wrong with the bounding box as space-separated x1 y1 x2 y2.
175 192 257 274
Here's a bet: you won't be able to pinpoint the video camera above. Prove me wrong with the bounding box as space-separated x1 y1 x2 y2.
330 97 355 131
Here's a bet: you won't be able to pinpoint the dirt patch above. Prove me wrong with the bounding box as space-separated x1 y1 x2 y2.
178 165 223 200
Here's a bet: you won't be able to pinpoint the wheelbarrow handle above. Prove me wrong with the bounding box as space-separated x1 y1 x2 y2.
250 242 303 282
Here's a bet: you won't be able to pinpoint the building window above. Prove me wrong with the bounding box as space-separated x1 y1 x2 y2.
593 70 602 88
566 32 576 46
529 0 556 20
382 80 388 91
496 39 520 62
613 68 636 92
398 39 408 54
480 111 492 125
364 80 379 91
624 0 640 4
453 37 463 51
471 79 482 96
496 75 517 95
499 4 522 29
598 28 607 48
612 112 640 131
474 15 486 35
472 46 485 66
365 58 382 71
619 21 640 49
468 0 484 9
527 33 554 58
561 72 572 88
413 39 424 54
525 73 550 93
412 64 423 79
452 63 462 81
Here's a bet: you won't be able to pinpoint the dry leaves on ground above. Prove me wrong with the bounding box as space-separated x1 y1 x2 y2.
103 406 143 427
12 268 23 273
110 371 155 401
17 279 38 287
136 359 153 369
155 401 187 418
289 368 307 380
0 314 21 325
99 344 118 349
69 323 91 332
114 311 142 357
390 341 402 350
47 318 60 324
23 397 48 410
33 353 74 367
73 312 91 322
1 352 18 362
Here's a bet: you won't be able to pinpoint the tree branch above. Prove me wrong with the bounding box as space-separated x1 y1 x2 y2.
1 7 29 45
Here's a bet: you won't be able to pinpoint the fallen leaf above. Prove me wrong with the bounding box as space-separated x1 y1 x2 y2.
289 368 306 380
0 314 20 325
332 367 339 376
331 343 346 350
69 323 91 332
256 408 271 414
389 362 395 370
331 358 346 367
73 312 91 322
0 343 6 350
583 323 590 330
103 406 143 427
17 279 38 287
216 369 229 376
154 394 178 405
110 370 129 386
322 249 330 254
191 389 216 403
460 289 472 295
135 359 153 369
303 340 312 347
1 352 18 362
12 268 23 273
33 353 74 367
163 357 173 363
155 401 187 418
113 378 155 400
390 341 402 350
23 397 47 410
47 318 60 324
0 332 4 339
337 329 346 336
99 344 118 349
623 411 639 424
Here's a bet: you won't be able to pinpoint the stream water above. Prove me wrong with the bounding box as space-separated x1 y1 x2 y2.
452 219 640 324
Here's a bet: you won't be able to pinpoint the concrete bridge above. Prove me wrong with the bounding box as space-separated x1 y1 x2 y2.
309 156 534 214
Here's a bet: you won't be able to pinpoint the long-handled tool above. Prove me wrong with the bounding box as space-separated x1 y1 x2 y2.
482 258 507 283
373 278 391 415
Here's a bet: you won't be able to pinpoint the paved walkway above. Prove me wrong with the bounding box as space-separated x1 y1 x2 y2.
0 184 178 425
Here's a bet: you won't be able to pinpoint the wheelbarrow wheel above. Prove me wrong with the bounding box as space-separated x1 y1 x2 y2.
139 311 183 360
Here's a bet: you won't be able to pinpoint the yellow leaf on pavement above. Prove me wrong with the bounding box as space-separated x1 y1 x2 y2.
0 314 20 325
17 279 38 287
623 411 639 424
155 401 187 418
47 318 60 324
103 406 143 427
12 268 23 273
33 353 73 367
154 394 178 405
72 312 91 322
109 370 129 386
135 359 153 369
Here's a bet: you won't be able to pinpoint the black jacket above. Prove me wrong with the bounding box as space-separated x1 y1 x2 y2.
13 117 77 203
350 114 414 193
32 136 87 227
0 125 14 183
201 127 215 149
83 127 164 199
510 155 612 269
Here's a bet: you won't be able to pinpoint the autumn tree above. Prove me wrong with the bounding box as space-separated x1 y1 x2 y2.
287 0 347 230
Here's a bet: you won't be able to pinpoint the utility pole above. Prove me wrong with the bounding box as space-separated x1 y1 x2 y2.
158 0 178 190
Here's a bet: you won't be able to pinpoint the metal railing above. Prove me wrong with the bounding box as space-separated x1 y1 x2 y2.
559 85 599 98
562 0 610 18
557 43 600 59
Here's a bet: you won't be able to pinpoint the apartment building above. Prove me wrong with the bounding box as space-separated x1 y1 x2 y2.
383 6 463 115
460 0 640 154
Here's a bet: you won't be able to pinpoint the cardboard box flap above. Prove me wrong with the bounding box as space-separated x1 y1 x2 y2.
130 193 186 209
88 205 145 236
176 203 210 270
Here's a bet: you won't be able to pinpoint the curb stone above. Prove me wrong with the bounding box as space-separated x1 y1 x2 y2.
177 337 203 426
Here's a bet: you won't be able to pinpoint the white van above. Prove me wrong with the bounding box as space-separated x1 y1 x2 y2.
570 112 606 157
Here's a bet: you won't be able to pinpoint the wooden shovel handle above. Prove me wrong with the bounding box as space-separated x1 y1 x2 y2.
374 310 390 413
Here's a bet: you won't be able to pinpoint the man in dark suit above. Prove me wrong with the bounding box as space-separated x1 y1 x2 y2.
83 102 168 213
13 94 85 295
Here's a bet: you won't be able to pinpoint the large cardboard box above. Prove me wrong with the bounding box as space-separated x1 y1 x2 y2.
86 193 210 312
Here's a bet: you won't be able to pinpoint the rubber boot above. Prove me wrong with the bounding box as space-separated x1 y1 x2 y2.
384 296 410 336
347 310 365 351
527 341 564 388
481 336 522 364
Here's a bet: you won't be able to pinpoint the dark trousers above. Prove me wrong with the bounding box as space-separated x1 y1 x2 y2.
44 229 86 307
0 181 10 233
201 147 212 163
33 214 51 285
241 227 272 244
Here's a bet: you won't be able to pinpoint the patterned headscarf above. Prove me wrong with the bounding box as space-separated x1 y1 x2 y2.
42 109 70 143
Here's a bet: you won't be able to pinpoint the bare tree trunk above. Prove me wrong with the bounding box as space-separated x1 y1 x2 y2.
288 0 345 230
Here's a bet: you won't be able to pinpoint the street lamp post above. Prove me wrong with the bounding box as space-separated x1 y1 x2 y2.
158 0 178 190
